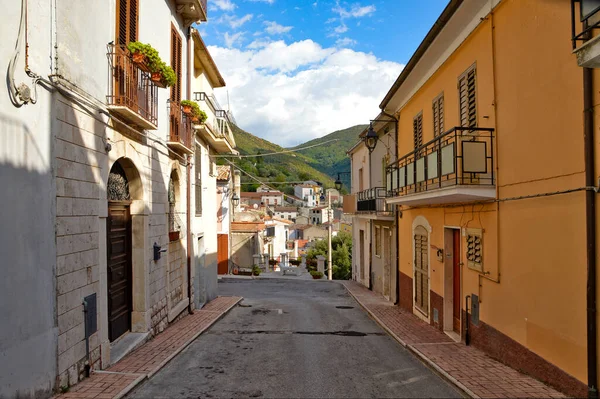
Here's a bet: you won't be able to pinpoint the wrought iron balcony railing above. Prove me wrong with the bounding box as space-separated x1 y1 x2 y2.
386 127 495 200
572 0 600 48
357 187 393 215
106 44 158 130
168 102 193 153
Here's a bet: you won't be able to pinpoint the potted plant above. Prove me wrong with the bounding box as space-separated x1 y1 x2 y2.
169 231 180 241
180 100 198 115
310 271 323 280
126 42 160 73
252 265 262 276
151 61 176 89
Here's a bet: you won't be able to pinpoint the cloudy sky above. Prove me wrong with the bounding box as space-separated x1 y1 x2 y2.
196 0 448 147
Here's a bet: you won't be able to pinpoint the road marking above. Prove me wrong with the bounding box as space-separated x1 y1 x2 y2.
388 375 427 388
374 368 415 378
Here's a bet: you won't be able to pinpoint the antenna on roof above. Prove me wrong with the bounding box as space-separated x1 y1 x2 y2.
227 89 231 111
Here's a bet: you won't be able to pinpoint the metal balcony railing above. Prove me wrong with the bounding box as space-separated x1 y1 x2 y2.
106 44 158 129
197 92 236 125
169 103 193 150
386 126 495 198
356 188 392 215
572 0 600 48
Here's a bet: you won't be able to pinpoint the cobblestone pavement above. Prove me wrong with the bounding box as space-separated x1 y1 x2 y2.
54 296 242 399
341 281 567 399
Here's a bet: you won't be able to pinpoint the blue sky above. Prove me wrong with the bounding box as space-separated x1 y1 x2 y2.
196 0 448 147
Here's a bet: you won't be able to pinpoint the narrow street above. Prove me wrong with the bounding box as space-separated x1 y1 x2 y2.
126 279 462 398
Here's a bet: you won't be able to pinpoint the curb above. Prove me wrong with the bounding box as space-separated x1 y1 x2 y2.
115 296 243 397
341 283 477 399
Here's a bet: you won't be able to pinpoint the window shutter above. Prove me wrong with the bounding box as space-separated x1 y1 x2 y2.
413 112 423 151
129 0 138 44
117 0 137 45
459 66 476 128
432 94 444 137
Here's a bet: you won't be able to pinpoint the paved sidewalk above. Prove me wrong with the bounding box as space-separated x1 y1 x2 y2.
342 281 567 399
55 296 242 399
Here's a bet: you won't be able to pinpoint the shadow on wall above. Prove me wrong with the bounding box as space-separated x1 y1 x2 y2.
0 112 56 399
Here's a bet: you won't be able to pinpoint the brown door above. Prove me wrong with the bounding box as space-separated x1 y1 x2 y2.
217 234 229 275
453 229 461 333
359 230 365 281
414 226 429 315
107 203 132 342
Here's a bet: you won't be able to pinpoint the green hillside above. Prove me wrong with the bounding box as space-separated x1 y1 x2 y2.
227 124 336 195
291 125 366 191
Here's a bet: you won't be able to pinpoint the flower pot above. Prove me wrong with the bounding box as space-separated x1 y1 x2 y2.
312 275 322 279
169 231 180 242
191 116 199 123
131 52 150 72
182 105 192 114
150 72 168 88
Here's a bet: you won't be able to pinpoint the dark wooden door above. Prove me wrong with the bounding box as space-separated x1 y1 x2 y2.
217 234 229 275
453 229 461 333
107 203 132 342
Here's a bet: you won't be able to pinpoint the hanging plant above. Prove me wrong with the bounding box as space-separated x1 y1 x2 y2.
126 42 162 73
180 100 201 117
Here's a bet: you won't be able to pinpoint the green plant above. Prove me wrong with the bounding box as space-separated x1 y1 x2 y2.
310 271 323 279
197 109 208 123
180 100 201 117
159 62 177 87
289 259 301 266
60 385 70 394
268 259 277 266
252 265 262 276
126 42 162 71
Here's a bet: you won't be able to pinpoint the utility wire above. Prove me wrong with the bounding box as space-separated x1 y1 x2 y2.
211 138 340 158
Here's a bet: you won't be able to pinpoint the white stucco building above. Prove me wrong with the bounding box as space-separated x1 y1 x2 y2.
0 1 236 397
294 184 318 207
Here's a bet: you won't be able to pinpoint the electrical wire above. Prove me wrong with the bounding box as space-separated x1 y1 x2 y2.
211 138 340 158
8 0 27 106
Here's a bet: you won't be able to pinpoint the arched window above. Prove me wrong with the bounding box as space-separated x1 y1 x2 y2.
168 172 179 235
107 162 130 201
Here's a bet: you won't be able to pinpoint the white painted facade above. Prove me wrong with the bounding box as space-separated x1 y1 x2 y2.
0 0 214 397
294 185 317 207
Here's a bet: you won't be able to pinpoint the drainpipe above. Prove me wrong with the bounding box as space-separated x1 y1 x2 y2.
584 66 597 399
186 27 194 314
383 110 400 305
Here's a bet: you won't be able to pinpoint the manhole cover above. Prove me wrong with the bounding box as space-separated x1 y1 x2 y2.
335 306 354 309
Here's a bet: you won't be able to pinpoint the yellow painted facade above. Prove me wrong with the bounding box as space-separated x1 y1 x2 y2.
390 0 590 386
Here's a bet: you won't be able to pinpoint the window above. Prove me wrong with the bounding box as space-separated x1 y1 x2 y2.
170 25 182 104
375 226 381 257
195 146 202 216
432 93 444 137
116 0 138 45
459 64 477 128
413 112 423 152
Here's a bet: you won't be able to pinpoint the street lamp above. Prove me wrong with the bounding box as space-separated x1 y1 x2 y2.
334 172 351 191
231 193 240 207
364 122 378 153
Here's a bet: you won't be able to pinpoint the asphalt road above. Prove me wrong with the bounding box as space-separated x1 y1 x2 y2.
126 279 463 398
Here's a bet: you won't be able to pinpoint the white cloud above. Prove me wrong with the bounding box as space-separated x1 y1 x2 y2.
264 21 293 35
247 38 272 49
335 37 356 47
207 41 403 147
247 0 275 3
224 31 245 47
214 0 237 11
231 14 254 28
333 3 376 18
333 24 348 34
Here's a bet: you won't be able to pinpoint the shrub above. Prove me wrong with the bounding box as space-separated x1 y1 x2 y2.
310 271 323 279
268 259 277 266
252 265 261 276
289 259 301 266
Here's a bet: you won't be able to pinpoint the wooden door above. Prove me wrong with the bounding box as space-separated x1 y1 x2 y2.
217 234 229 275
414 226 429 315
359 230 365 281
453 229 461 333
107 203 132 342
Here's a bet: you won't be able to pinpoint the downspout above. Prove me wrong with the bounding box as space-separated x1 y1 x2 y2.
186 26 194 314
584 65 597 399
383 110 400 305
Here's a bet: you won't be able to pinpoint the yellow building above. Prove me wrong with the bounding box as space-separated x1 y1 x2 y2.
378 1 598 396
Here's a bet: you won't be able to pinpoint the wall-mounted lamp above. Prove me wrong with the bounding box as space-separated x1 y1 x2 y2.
334 171 351 191
364 117 397 153
153 242 167 261
231 193 240 207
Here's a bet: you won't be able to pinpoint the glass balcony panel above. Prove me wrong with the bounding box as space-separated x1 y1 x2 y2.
441 143 455 176
392 168 399 190
399 166 405 188
406 163 414 185
462 141 487 173
427 151 438 180
416 158 425 183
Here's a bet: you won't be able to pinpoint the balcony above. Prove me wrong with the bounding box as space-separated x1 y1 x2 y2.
357 188 393 216
106 44 158 130
386 127 495 206
167 103 193 154
175 0 207 25
572 0 600 67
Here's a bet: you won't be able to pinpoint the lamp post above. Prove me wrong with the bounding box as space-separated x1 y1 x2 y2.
334 171 351 191
328 189 333 281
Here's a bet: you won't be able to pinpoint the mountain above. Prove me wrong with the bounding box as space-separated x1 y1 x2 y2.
228 124 366 195
228 124 336 195
290 125 366 191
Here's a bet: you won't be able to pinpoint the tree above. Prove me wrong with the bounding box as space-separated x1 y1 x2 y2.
306 232 352 280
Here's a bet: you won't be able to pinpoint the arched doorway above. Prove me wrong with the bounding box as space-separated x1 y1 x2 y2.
106 159 141 342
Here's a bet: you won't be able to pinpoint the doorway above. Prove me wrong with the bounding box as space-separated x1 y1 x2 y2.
413 225 429 316
359 229 365 282
217 234 229 275
107 202 132 342
383 227 391 299
443 227 461 338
